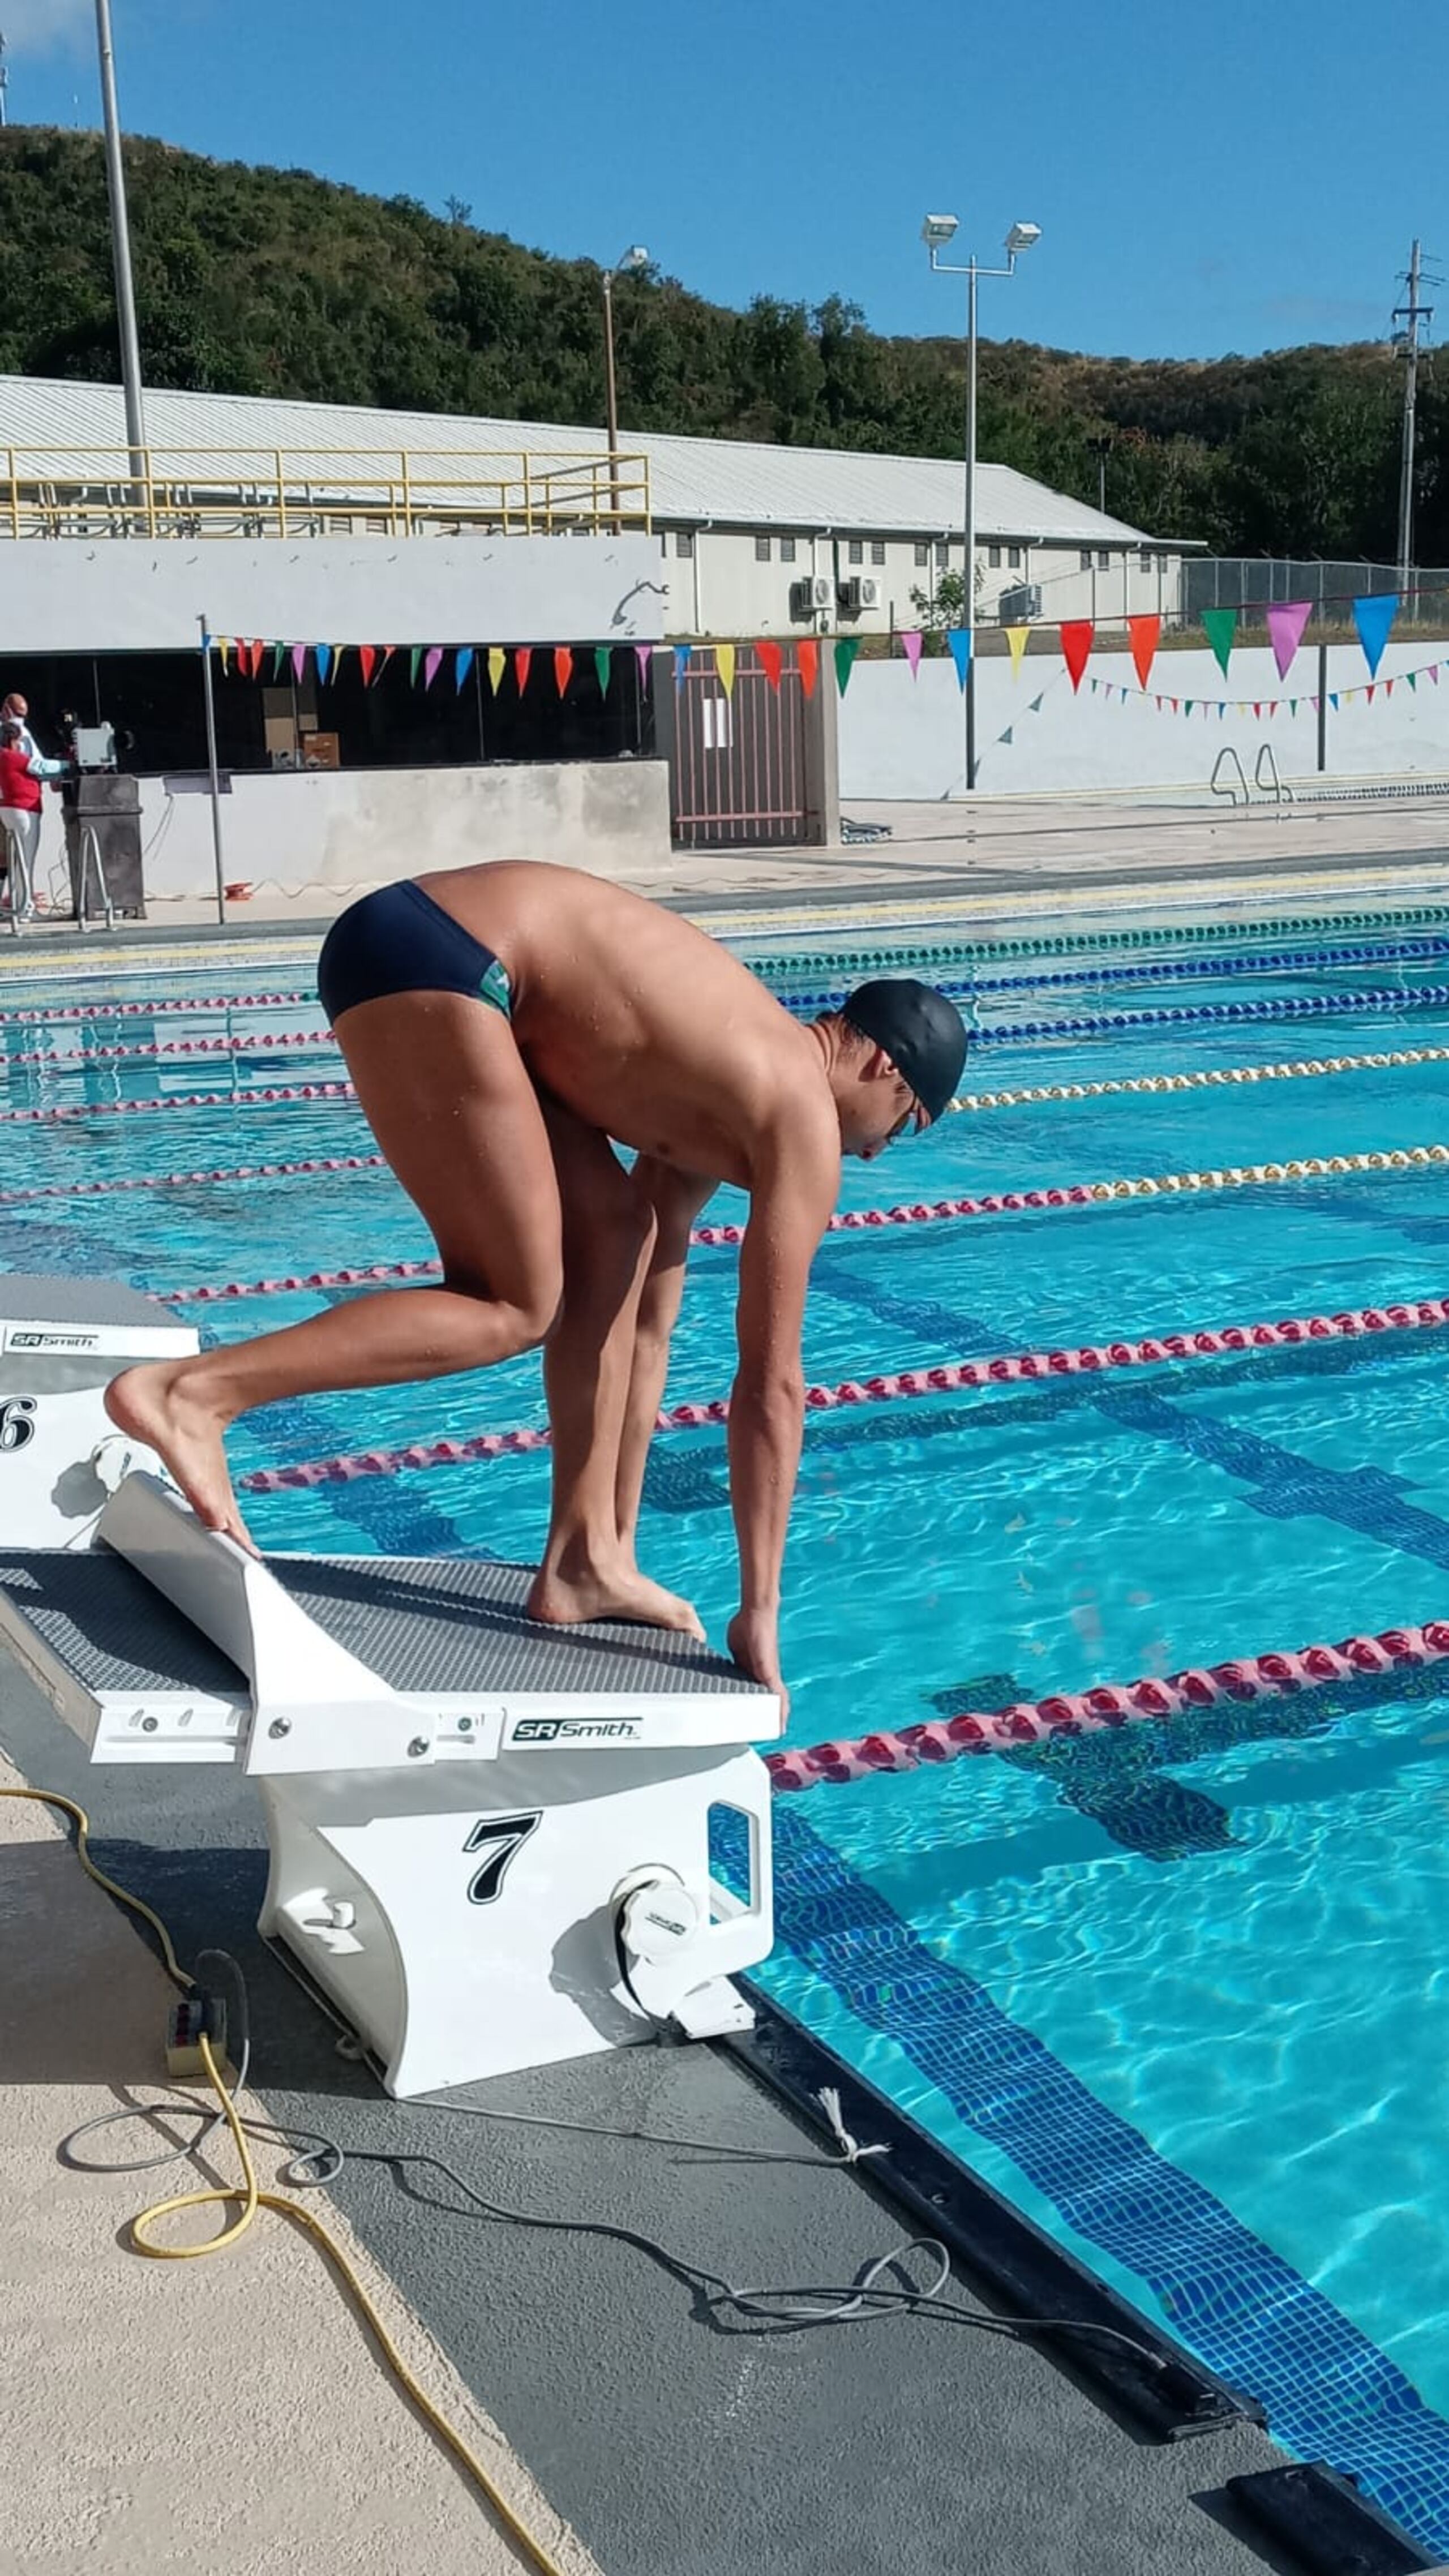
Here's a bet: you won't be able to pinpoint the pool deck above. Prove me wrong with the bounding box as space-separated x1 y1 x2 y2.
3 798 1447 2574
2 1685 1311 2576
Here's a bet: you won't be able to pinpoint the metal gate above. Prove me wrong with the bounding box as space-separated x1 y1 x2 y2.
669 646 812 848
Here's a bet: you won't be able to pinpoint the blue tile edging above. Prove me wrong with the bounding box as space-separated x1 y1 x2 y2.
723 1996 1262 2445
726 2001 1442 2576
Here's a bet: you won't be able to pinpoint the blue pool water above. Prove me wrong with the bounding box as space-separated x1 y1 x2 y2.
6 921 1449 2550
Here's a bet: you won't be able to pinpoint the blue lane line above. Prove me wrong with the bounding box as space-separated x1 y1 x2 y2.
767 1802 1449 2560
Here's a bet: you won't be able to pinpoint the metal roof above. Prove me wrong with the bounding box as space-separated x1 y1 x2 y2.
0 375 1172 547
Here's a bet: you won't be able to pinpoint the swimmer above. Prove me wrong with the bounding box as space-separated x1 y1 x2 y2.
108 863 966 1709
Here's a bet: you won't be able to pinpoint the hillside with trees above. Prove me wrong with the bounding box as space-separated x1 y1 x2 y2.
0 127 1442 562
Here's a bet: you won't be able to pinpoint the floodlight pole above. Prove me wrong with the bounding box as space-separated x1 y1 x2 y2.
924 224 1038 792
94 0 147 487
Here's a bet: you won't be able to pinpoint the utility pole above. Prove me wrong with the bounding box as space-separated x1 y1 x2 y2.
94 0 147 494
1393 239 1433 601
0 31 10 128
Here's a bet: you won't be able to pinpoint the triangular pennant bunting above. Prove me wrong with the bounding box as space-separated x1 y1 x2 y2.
715 642 736 699
515 646 533 694
673 645 692 689
316 644 332 685
1060 620 1094 693
423 647 443 690
945 628 971 689
901 631 924 679
554 645 573 696
359 645 376 688
456 646 474 691
756 640 783 691
594 645 613 695
834 637 860 697
1201 607 1237 677
1005 624 1030 679
1353 592 1399 677
409 646 422 688
633 643 653 691
487 646 506 694
1126 614 1160 691
1266 599 1312 681
797 640 819 698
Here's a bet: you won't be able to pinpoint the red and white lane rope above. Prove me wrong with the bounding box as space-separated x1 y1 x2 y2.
234 1295 1449 1493
0 1081 357 1128
163 1145 1449 1306
765 1617 1449 1789
0 987 310 1028
0 1028 334 1069
0 1155 388 1209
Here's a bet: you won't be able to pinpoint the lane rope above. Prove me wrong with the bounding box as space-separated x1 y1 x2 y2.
765 1618 1449 1788
165 1144 1449 1306
235 1295 1449 1493
0 988 311 1028
954 1043 1449 1109
0 1082 357 1127
4 1045 1446 1199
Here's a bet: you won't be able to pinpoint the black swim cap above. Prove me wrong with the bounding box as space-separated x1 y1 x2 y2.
840 979 968 1125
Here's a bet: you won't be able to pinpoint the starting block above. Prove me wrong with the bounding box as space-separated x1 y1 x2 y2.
0 1278 778 2095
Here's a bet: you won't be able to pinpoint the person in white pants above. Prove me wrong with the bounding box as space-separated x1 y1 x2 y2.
0 718 68 919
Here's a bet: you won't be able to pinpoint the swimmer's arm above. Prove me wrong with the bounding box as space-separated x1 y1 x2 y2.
727 1129 839 1706
615 1156 718 1550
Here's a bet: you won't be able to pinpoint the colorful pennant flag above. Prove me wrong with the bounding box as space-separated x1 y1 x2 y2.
1005 624 1030 679
358 646 376 687
797 639 819 699
378 645 395 683
594 645 613 695
1060 620 1094 693
946 628 971 689
423 647 443 690
316 644 332 685
456 646 474 691
1353 592 1399 677
1201 607 1237 678
291 642 307 682
1127 614 1160 691
409 647 422 689
633 643 653 691
271 643 285 680
515 646 533 694
715 642 736 699
1266 601 1311 681
834 637 860 697
901 631 924 679
554 645 573 697
673 645 692 689
487 646 506 694
756 640 783 691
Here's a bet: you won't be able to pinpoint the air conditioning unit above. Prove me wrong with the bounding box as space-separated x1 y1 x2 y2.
792 573 833 616
838 575 882 614
999 582 1042 623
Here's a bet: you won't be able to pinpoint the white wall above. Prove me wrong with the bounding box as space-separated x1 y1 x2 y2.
0 533 667 654
36 757 674 906
839 638 1449 799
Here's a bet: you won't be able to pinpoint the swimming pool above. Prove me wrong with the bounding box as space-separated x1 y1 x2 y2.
5 908 1449 2555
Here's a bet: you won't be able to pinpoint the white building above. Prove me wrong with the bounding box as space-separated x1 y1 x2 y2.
0 375 1191 641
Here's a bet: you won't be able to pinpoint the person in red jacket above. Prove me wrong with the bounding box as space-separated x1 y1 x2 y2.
0 718 67 920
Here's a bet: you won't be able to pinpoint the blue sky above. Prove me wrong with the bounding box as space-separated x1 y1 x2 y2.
6 0 1439 362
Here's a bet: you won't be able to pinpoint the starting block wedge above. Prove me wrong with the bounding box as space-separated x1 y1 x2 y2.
0 1278 778 2096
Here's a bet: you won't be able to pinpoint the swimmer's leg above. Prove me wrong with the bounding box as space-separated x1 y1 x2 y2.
106 992 563 1550
526 1101 702 1635
613 1158 717 1562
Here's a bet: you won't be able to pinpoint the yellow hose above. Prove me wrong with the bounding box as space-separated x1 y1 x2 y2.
0 1786 572 2576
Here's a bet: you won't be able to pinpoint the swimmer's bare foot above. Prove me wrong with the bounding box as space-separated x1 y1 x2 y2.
104 1365 257 1554
526 1549 704 1638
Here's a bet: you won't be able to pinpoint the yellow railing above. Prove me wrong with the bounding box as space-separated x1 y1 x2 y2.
0 445 651 541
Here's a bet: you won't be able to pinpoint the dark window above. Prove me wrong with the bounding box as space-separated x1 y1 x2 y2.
1098 550 1111 571
1140 548 1152 574
914 542 930 567
779 535 796 563
676 530 695 559
1008 546 1022 569
988 544 1002 568
871 539 885 565
934 541 948 568
1080 549 1093 571
847 539 863 565
754 534 771 563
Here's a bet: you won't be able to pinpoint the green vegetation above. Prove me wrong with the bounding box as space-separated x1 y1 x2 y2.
2 127 1443 560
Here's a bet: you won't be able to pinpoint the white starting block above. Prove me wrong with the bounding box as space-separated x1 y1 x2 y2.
0 1278 778 2096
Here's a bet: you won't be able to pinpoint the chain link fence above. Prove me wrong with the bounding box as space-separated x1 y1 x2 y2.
1178 559 1449 632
